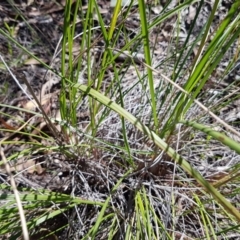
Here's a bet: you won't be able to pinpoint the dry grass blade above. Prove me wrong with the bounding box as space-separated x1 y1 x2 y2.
0 145 29 240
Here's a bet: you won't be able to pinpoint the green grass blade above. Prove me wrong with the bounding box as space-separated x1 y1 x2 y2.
138 0 157 130
83 169 132 239
179 120 240 154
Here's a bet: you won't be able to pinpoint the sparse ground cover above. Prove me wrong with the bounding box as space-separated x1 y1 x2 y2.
0 0 240 239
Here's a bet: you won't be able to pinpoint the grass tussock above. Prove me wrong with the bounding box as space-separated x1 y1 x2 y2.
0 0 240 239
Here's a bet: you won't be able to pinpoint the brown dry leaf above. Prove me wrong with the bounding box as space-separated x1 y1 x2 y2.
0 117 17 130
23 159 36 173
24 58 47 65
27 0 34 6
9 158 35 173
31 121 47 136
35 164 45 174
54 110 62 132
10 158 45 174
23 93 54 111
27 0 75 17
